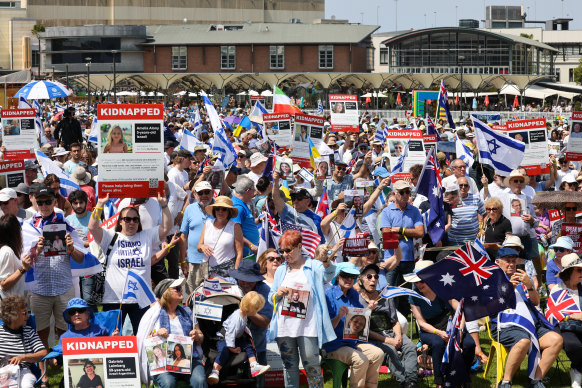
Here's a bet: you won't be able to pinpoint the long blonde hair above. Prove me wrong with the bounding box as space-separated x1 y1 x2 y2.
103 125 128 153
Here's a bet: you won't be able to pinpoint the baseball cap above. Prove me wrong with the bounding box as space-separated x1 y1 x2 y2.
24 160 39 170
194 181 213 192
497 247 520 258
0 188 16 202
34 184 55 198
393 180 410 190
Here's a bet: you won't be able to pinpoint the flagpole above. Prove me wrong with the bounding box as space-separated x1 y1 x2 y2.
469 115 486 177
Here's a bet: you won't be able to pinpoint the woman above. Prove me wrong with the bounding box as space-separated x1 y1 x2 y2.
269 230 336 388
171 343 190 368
317 161 329 178
0 214 32 298
551 202 580 245
44 174 72 215
0 295 47 388
76 360 103 388
406 260 475 388
88 193 172 334
483 197 513 258
550 253 582 387
137 278 205 388
256 248 282 288
103 125 128 153
197 196 243 277
152 345 166 369
80 148 98 177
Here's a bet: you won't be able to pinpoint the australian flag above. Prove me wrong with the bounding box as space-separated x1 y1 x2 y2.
415 148 445 244
425 117 441 142
417 241 516 321
545 289 581 326
437 79 456 129
441 300 470 387
262 155 276 181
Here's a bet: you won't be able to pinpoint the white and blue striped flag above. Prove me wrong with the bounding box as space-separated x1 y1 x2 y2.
316 100 324 115
374 119 387 145
339 207 357 238
390 139 410 175
179 128 203 153
455 136 474 172
88 116 99 143
191 108 202 138
379 286 432 305
471 115 525 175
122 269 157 308
35 150 80 196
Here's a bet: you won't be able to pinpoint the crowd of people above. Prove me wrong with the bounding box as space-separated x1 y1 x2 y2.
0 98 580 388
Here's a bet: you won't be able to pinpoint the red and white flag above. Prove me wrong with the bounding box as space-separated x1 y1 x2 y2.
281 222 321 258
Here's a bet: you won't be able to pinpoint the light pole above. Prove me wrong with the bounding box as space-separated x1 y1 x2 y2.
111 50 118 102
85 57 92 106
65 63 69 104
459 55 465 119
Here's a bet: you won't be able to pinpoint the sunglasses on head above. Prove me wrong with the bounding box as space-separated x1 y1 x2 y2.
67 308 87 316
36 199 53 206
121 216 140 223
365 274 379 280
268 256 282 263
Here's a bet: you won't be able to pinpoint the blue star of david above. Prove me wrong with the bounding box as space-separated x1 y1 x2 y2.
127 281 138 291
488 139 501 154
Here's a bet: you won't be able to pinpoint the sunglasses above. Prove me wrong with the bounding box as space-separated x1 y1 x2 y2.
336 166 346 171
365 274 379 280
121 216 140 223
555 247 570 253
453 165 466 169
37 199 53 206
280 246 297 254
565 207 577 211
0 201 9 206
215 207 229 212
511 179 524 183
398 189 411 195
458 184 470 188
173 286 182 293
197 190 212 195
68 308 87 316
339 273 357 280
268 256 282 263
560 161 568 165
486 208 499 212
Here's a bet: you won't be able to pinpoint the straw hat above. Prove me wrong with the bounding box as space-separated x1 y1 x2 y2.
403 260 434 283
205 195 239 218
503 169 530 186
560 253 582 273
70 166 92 186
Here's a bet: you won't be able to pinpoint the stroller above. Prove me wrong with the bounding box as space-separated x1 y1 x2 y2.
189 287 257 387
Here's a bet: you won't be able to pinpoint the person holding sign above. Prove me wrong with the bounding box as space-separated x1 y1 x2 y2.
269 229 336 388
88 193 172 334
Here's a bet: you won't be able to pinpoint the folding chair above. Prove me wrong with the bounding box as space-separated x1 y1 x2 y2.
482 317 507 384
322 358 349 388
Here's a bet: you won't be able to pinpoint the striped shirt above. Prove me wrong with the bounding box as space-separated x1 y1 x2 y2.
0 325 45 369
448 204 480 245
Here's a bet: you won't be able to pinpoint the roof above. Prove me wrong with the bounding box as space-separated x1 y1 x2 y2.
144 23 379 46
382 27 558 52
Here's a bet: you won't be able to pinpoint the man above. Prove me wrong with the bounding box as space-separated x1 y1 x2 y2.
228 261 273 388
54 108 83 150
441 158 479 195
491 248 563 388
0 188 32 223
481 171 508 200
163 140 175 168
167 149 191 191
556 157 576 189
371 140 384 160
193 145 207 163
22 184 86 351
447 177 485 245
63 142 83 176
24 160 40 186
14 183 29 210
231 175 259 257
180 181 214 293
380 180 424 314
53 147 70 165
271 172 320 235
247 153 268 185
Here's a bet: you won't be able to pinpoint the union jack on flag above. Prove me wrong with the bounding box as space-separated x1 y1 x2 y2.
345 157 357 174
196 156 209 174
545 289 581 326
446 242 499 286
280 222 321 258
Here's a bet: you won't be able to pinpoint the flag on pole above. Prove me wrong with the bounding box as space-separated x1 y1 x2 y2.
257 216 281 258
425 117 441 141
315 187 329 218
191 108 202 138
308 137 321 169
316 100 324 115
261 155 276 180
455 136 474 171
437 80 456 129
179 128 203 153
545 289 581 326
280 223 321 257
441 300 470 386
122 269 157 308
471 116 526 175
374 120 387 145
339 208 357 238
415 148 445 244
200 90 223 134
273 85 303 115
35 150 80 196
202 279 222 296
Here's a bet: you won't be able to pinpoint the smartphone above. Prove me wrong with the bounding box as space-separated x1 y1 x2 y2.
516 264 525 272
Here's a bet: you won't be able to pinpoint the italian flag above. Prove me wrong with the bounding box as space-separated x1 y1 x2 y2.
273 85 303 115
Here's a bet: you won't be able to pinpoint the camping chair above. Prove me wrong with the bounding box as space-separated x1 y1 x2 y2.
322 358 349 388
482 317 507 384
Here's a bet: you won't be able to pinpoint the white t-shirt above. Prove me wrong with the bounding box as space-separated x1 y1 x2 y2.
0 246 25 298
118 198 161 229
99 226 160 304
277 269 317 338
203 219 236 267
167 181 187 234
247 171 261 185
167 167 188 190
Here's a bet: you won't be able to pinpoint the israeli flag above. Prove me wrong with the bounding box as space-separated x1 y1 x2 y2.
212 124 238 170
191 108 202 138
471 115 525 174
339 208 357 238
88 116 99 143
179 128 202 153
316 100 324 115
18 96 31 109
123 269 157 308
250 100 269 117
32 100 44 137
200 90 223 134
390 139 410 175
35 150 80 195
374 120 386 145
455 136 474 171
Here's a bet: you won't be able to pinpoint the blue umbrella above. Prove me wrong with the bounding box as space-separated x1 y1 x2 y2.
14 80 72 100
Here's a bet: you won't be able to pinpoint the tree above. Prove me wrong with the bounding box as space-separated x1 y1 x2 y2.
31 24 45 74
574 58 582 85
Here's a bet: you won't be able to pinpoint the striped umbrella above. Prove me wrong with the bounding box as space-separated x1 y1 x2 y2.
14 80 72 99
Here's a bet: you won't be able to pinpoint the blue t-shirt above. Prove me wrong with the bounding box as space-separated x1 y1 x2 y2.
379 202 423 261
56 323 109 350
324 285 364 353
180 203 211 264
248 281 273 353
66 212 91 242
546 259 560 287
232 196 259 257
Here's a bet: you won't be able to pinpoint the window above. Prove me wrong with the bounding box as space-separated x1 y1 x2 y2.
270 45 284 69
318 45 333 69
221 46 236 70
171 46 187 70
379 47 388 65
569 68 574 83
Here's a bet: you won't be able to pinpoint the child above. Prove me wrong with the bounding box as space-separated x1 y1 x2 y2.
103 125 128 153
207 291 270 385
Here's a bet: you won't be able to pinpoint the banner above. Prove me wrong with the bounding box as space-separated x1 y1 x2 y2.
97 104 165 197
265 342 308 387
0 159 25 189
342 235 369 256
291 114 324 167
0 109 37 159
386 130 425 176
63 336 140 388
548 209 563 229
250 95 266 107
423 134 437 152
561 223 582 254
471 113 502 123
263 113 291 148
329 95 359 132
566 112 582 161
504 118 549 175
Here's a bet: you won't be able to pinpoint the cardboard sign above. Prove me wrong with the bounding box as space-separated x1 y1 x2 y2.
97 104 165 197
505 118 549 175
265 342 307 387
263 113 292 148
63 336 140 388
291 114 324 167
343 307 370 341
0 159 25 189
548 209 563 229
390 172 409 183
250 95 266 106
0 109 37 159
343 236 369 256
561 223 582 254
329 94 359 132
386 130 426 173
423 134 437 152
566 112 582 161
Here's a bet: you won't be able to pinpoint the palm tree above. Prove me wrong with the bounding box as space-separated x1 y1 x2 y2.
31 24 45 76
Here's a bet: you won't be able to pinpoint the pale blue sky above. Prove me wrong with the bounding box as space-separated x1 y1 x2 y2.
326 0 582 32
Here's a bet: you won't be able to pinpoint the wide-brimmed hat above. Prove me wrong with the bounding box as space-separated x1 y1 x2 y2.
154 278 185 299
560 253 582 273
71 166 92 186
403 260 434 283
228 260 265 282
372 167 390 179
63 298 94 324
53 147 69 157
205 196 238 218
503 169 530 186
549 236 574 251
502 235 524 250
249 152 268 167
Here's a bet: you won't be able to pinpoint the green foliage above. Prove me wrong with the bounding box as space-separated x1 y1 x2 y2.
574 58 582 85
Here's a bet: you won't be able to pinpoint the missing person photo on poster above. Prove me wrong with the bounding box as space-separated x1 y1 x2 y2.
343 307 371 341
67 358 105 388
42 222 67 257
315 155 332 180
280 283 310 319
144 336 167 376
166 334 193 374
277 157 294 182
344 189 365 217
510 198 526 217
0 365 18 388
